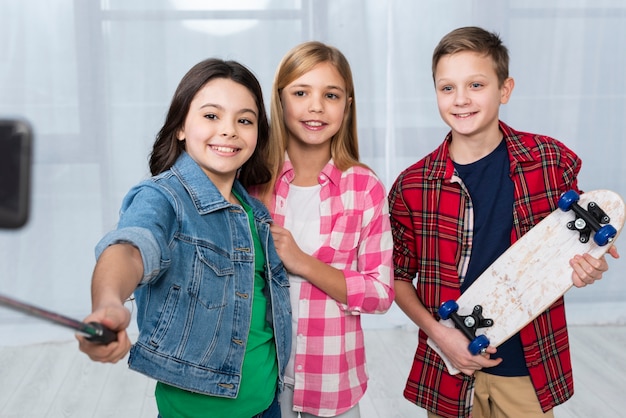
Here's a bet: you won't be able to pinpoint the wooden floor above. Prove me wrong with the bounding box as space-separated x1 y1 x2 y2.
0 324 624 417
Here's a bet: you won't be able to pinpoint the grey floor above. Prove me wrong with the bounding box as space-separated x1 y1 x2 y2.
0 323 624 417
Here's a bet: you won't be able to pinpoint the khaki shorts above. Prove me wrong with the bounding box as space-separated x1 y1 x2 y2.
428 371 554 418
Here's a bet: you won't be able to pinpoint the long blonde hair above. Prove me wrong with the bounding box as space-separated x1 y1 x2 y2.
258 41 364 200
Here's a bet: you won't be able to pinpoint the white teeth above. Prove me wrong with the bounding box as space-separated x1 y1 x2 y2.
212 146 237 153
305 121 322 127
457 113 472 117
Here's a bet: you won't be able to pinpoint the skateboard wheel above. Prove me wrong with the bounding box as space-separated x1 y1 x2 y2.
558 190 580 211
468 334 490 355
594 224 617 246
438 300 458 320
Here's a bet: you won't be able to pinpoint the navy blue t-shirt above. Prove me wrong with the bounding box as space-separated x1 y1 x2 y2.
453 139 528 376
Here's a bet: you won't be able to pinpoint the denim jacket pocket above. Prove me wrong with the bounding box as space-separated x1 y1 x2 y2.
147 284 182 349
193 243 235 310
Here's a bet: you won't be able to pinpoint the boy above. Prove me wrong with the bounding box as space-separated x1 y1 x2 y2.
388 26 619 418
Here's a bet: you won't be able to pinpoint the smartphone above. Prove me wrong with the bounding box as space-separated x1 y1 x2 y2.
0 119 32 229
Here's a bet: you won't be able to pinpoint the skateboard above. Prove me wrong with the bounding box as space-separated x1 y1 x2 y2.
427 189 625 375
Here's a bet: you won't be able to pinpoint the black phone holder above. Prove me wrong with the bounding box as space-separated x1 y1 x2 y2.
0 119 32 229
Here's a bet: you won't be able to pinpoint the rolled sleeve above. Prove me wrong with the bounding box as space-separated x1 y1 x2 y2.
95 226 164 284
342 180 394 314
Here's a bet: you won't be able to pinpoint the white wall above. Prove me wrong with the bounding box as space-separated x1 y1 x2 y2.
1 1 625 343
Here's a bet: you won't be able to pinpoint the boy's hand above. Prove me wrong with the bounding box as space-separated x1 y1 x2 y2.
76 304 132 363
570 245 619 288
434 325 502 376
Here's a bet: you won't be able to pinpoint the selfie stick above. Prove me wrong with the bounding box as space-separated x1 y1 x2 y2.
0 293 117 344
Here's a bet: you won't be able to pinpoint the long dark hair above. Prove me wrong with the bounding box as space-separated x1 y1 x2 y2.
149 58 271 188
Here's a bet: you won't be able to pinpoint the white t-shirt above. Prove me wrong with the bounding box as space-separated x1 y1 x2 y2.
283 183 323 384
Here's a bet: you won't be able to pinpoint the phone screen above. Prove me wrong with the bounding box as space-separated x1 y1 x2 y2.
0 119 32 229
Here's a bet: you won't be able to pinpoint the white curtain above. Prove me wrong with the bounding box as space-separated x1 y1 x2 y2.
1 0 625 339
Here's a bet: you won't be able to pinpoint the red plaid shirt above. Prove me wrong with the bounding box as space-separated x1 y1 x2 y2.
268 157 394 416
388 121 581 417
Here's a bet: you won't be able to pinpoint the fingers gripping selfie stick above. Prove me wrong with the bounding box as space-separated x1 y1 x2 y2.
0 293 117 345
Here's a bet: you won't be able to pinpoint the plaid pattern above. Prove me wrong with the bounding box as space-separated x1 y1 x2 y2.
270 157 394 416
388 121 581 417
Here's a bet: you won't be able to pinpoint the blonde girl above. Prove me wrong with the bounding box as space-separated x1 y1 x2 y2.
255 41 394 418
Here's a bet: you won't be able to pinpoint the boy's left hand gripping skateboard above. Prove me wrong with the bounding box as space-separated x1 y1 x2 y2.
427 189 625 375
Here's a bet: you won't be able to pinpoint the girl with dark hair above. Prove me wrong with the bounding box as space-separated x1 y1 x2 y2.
77 58 290 418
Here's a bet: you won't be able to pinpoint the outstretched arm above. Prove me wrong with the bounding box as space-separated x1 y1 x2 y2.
76 243 143 363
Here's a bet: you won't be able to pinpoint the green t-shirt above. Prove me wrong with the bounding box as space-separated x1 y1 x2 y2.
155 194 278 418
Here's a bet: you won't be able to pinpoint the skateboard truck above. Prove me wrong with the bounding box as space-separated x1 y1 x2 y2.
438 300 493 355
558 190 617 246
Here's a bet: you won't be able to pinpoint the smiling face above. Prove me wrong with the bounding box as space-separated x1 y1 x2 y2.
435 51 514 144
280 61 350 153
177 77 258 193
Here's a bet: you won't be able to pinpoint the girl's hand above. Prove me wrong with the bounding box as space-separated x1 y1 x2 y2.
271 223 350 303
76 304 132 363
270 223 308 276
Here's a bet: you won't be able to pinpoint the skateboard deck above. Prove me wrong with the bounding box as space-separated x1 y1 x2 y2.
427 189 625 375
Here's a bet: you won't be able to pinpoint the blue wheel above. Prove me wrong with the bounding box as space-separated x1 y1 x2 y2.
468 334 490 355
593 224 617 246
558 190 580 211
438 300 458 320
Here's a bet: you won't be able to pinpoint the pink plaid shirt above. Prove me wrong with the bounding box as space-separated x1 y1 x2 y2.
268 158 394 416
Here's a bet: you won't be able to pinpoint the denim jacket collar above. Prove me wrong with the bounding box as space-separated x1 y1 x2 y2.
171 152 271 223
170 152 230 214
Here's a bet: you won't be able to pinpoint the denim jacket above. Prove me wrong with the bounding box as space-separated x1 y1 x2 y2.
95 152 291 398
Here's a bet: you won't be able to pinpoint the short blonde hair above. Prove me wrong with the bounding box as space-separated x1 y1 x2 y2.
432 26 510 87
